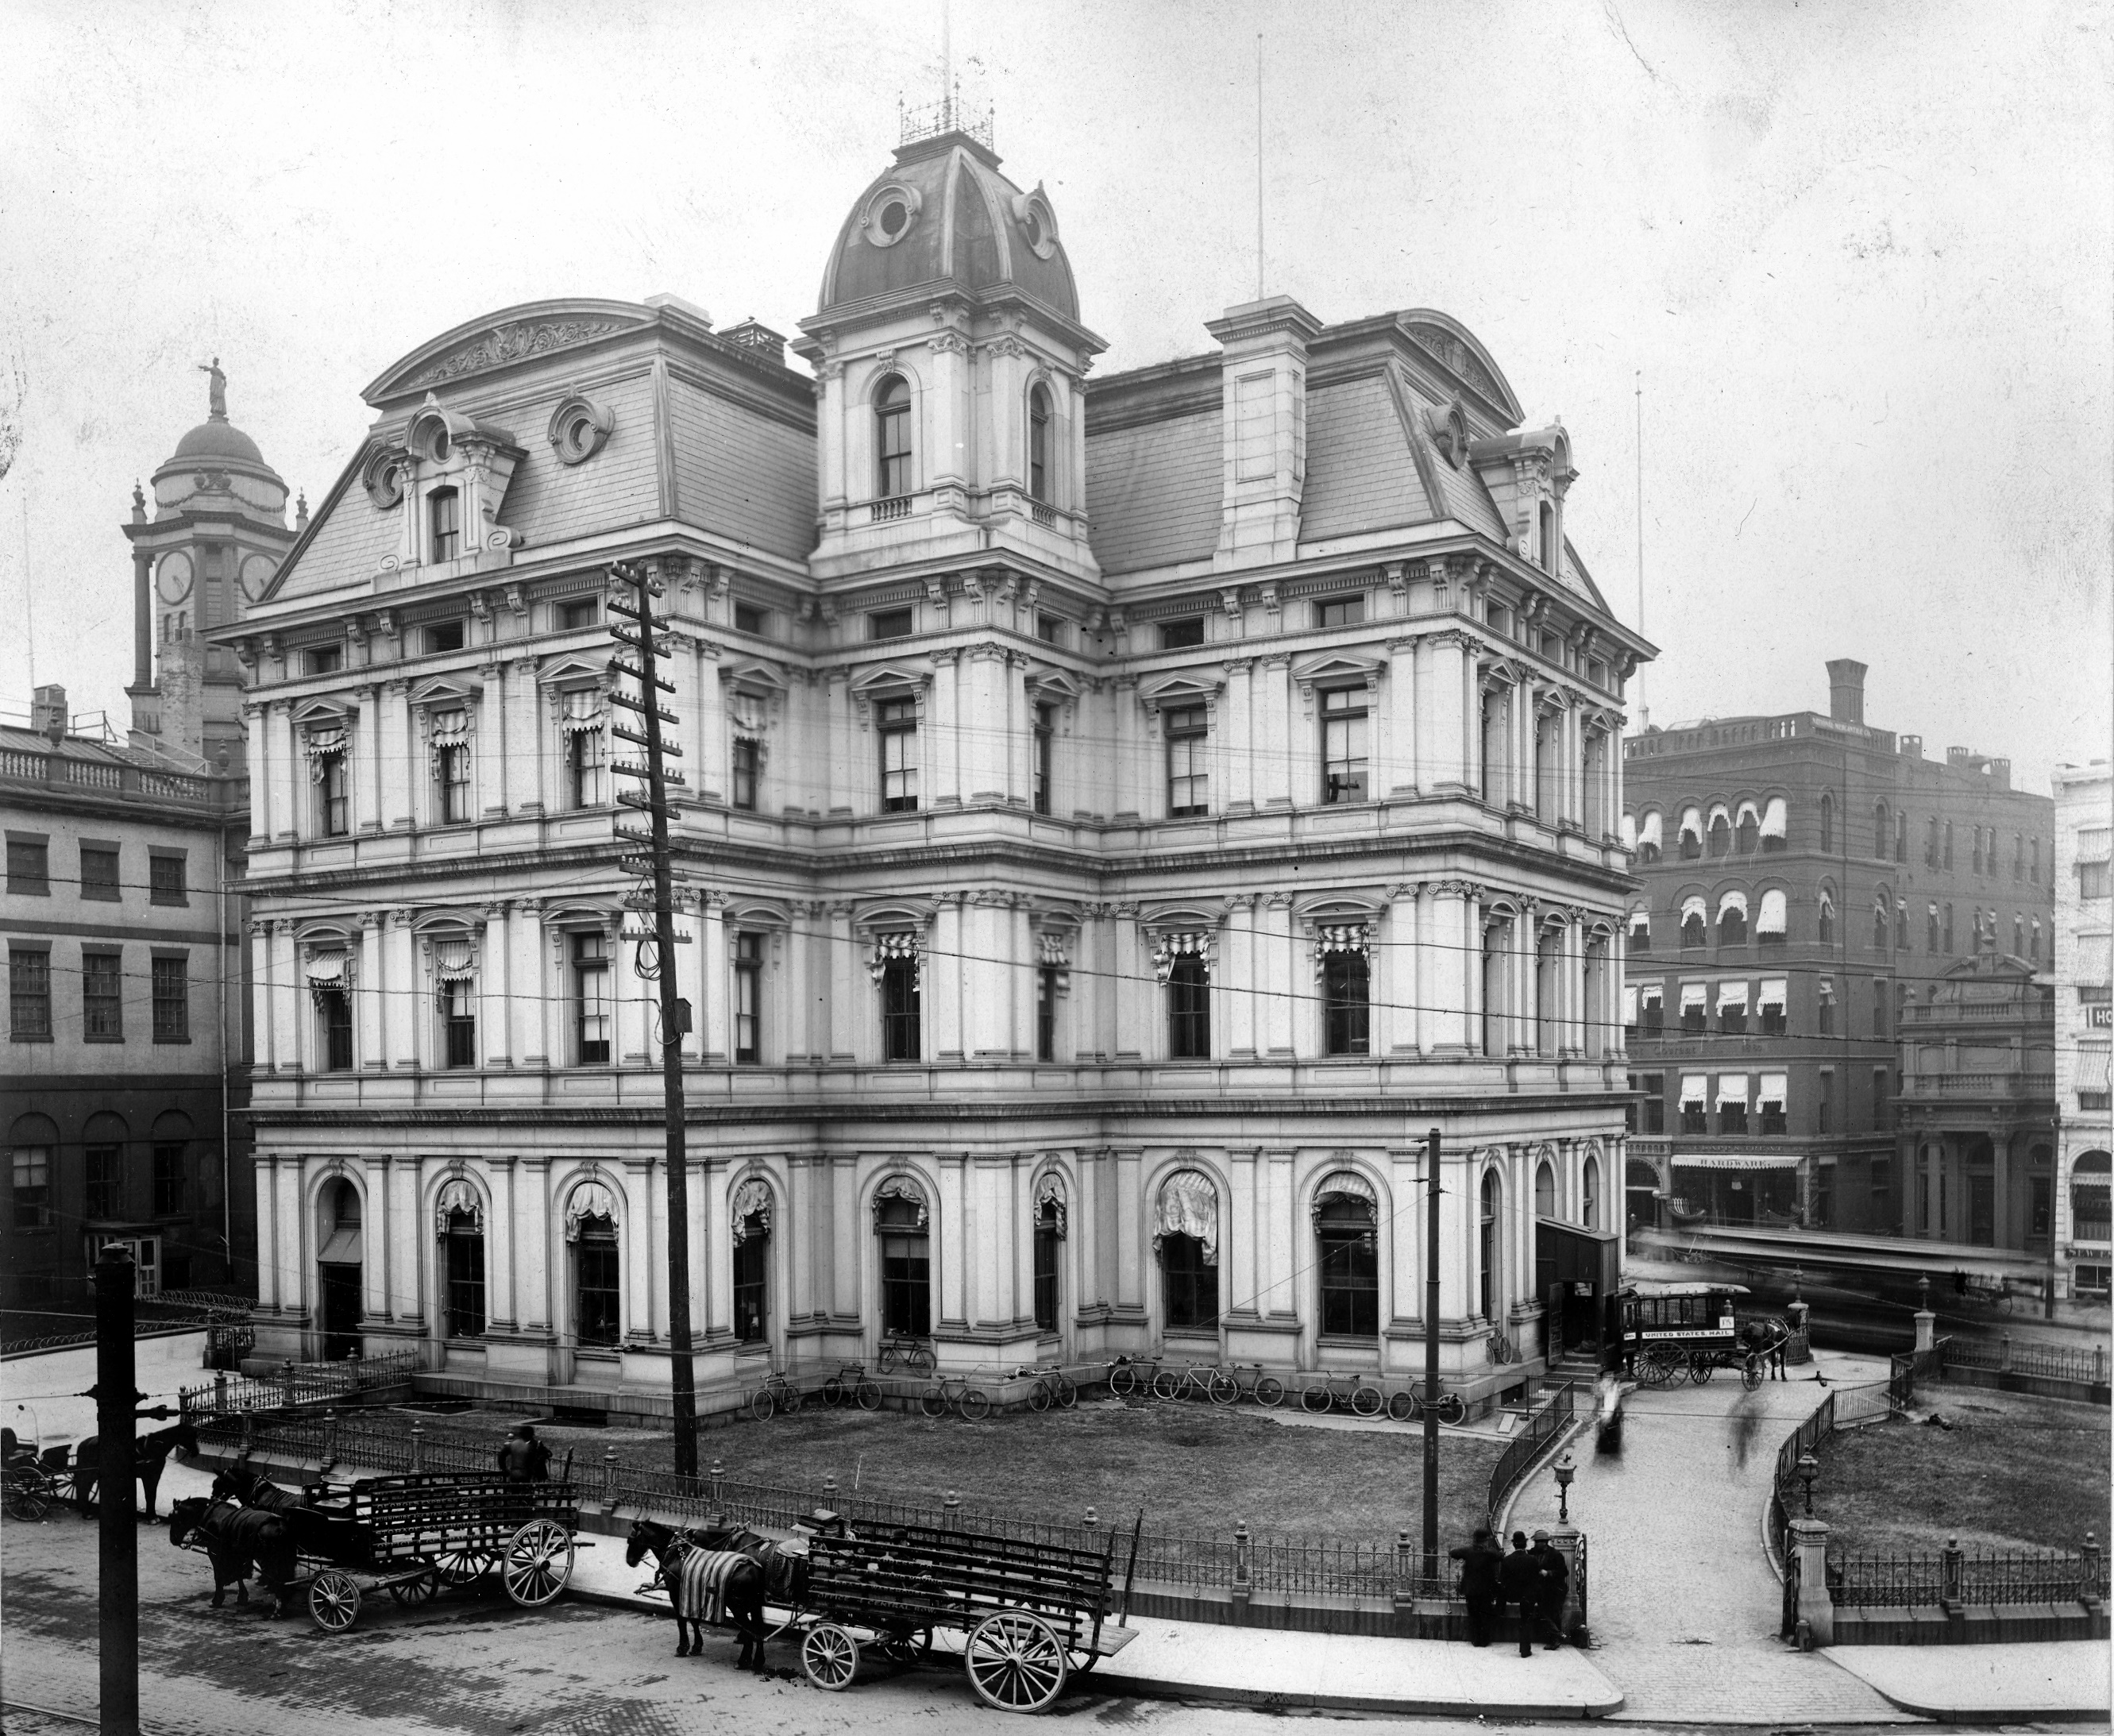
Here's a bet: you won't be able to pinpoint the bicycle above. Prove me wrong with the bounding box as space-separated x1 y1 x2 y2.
1299 1368 1384 1417
919 1372 992 1421
747 1366 805 1422
1105 1354 1157 1398
1386 1383 1467 1425
1152 1360 1240 1405
877 1337 934 1376
820 1360 883 1411
1020 1366 1078 1411
1221 1362 1285 1407
1487 1331 1518 1366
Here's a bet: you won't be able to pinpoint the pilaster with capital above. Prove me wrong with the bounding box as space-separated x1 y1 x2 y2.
700 893 731 1062
1381 883 1419 1056
1254 654 1293 808
268 919 300 1071
1225 893 1258 1057
932 891 966 1060
357 912 386 1067
480 901 512 1068
476 666 507 817
1221 657 1255 812
1428 631 1473 795
354 685 383 833
267 701 298 842
503 656 542 814
1262 892 1295 1055
1383 638 1420 797
248 920 275 1075
1112 904 1145 1059
928 647 962 807
384 909 419 1068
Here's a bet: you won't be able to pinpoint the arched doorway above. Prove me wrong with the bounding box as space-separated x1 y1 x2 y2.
1626 1157 1661 1234
316 1177 363 1360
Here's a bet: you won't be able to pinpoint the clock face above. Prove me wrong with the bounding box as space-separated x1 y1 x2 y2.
239 554 276 604
154 551 193 605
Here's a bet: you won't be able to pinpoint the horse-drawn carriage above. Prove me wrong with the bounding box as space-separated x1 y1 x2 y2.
630 1509 1141 1714
173 1470 581 1634
1617 1281 1784 1391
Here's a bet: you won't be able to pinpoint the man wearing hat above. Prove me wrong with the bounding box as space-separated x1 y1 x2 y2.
1496 1530 1544 1657
1527 1528 1570 1648
1447 1526 1504 1646
496 1422 551 1483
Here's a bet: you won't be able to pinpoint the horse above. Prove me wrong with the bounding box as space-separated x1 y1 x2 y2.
211 1459 308 1513
168 1495 297 1615
625 1517 770 1667
74 1417 199 1522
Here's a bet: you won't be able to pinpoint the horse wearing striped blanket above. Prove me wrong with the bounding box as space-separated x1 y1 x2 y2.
625 1518 770 1666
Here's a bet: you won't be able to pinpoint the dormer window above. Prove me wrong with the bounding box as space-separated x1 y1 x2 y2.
876 376 912 500
430 487 461 561
1028 385 1053 504
1539 500 1557 574
304 646 342 677
425 619 465 655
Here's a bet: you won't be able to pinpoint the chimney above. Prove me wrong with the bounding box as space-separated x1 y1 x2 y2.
1900 734 1922 760
1207 295 1323 571
1825 658 1867 725
1989 758 2011 791
30 684 67 743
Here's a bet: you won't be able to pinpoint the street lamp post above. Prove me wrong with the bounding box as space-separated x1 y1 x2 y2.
1796 1450 1819 1518
1421 1126 1442 1585
1553 1449 1576 1525
95 1240 140 1736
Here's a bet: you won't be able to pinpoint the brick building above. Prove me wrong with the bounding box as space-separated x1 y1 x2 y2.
1621 659 2054 1240
2053 761 2111 1298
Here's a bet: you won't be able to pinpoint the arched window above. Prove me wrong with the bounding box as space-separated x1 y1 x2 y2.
1028 384 1053 504
1478 1171 1500 1321
875 376 912 499
1314 1178 1378 1337
1534 928 1560 1052
1761 797 1788 854
874 1179 931 1339
1707 808 1732 858
1818 887 1836 944
1873 893 1891 952
1927 904 1941 952
1582 1155 1600 1230
1757 888 1788 944
2029 918 2041 963
438 1180 485 1340
567 1183 621 1348
317 1177 364 1359
1534 1159 1557 1218
2071 1152 2111 1245
1638 810 1664 862
721 1179 769 1344
1032 1175 1066 1333
428 487 461 562
1819 792 1834 854
1874 801 1889 859
1680 896 1707 949
1718 890 1749 947
1942 903 1955 953
1734 801 1761 854
1481 914 1511 1054
1895 899 1908 951
1678 806 1703 860
2012 915 2024 956
1320 937 1370 1056
1538 500 1557 574
1155 1168 1219 1331
1625 1156 1659 1229
1167 948 1211 1059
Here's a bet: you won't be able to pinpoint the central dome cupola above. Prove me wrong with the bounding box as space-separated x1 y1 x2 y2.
797 117 1104 584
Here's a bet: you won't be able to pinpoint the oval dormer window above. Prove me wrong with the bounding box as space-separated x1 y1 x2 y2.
432 429 451 463
1013 189 1060 260
862 183 922 249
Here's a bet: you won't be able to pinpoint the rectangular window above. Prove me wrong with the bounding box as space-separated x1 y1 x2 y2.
1159 616 1206 650
442 980 476 1069
11 1145 51 1228
1873 978 1888 1036
1719 1098 1749 1135
1167 954 1210 1058
1641 987 1664 1036
149 853 187 909
1640 1074 1665 1136
733 602 768 635
1036 613 1064 644
574 932 610 1065
319 752 349 835
152 1143 185 1217
1321 688 1368 804
734 933 762 1064
1818 1071 1833 1135
1315 596 1366 628
446 1228 486 1338
869 607 914 642
438 743 473 824
151 955 189 1042
1322 951 1370 1055
426 619 466 655
1166 705 1209 817
1033 1220 1061 1331
557 597 600 630
319 988 352 1071
10 948 52 1040
1943 821 1954 869
1873 1067 1891 1131
1870 1156 1892 1228
877 697 920 812
1033 704 1055 816
1163 1233 1219 1330
1036 964 1058 1063
1317 1213 1379 1336
303 645 342 677
880 955 921 1062
1680 1074 1707 1134
86 1144 122 1220
1813 1165 1834 1229
83 951 123 1041
567 725 606 809
80 846 121 901
8 838 50 896
1817 981 1835 1035
732 1231 767 1343
576 1235 621 1347
2082 861 2111 901
430 486 462 562
880 1231 931 1337
731 737 759 812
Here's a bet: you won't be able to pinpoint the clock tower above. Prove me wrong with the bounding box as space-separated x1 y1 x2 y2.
125 361 296 771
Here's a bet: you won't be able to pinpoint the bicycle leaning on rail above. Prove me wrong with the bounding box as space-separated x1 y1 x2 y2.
1386 1383 1467 1425
1152 1360 1239 1405
876 1337 934 1375
919 1371 993 1421
1300 1368 1384 1417
818 1361 883 1411
1021 1367 1078 1411
1219 1362 1285 1406
748 1366 805 1422
1105 1354 1158 1398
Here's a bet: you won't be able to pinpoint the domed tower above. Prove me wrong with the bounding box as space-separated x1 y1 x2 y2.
796 114 1104 584
124 360 296 770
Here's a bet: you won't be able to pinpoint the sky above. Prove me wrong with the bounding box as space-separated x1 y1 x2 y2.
2 0 2108 792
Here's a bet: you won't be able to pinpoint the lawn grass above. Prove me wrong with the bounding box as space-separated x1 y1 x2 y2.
395 1397 1504 1546
1814 1388 2110 1554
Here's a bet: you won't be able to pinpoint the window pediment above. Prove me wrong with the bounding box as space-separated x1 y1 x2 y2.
292 696 354 726
1138 673 1222 717
411 675 482 709
538 655 605 690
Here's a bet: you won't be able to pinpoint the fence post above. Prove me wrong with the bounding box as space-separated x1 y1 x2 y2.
2081 1533 2103 1614
408 1423 424 1473
2096 1346 2108 1387
1999 1333 2012 1374
708 1457 723 1505
1788 1518 1834 1647
1940 1533 1965 1618
943 1489 961 1530
214 1370 228 1413
1913 1298 1935 1355
822 1472 838 1506
240 1406 255 1452
1083 1506 1099 1533
1393 1526 1418 1621
319 1406 338 1473
1231 1521 1252 1623
603 1448 619 1512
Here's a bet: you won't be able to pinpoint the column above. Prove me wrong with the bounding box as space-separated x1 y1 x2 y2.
826 902 856 1062
1082 906 1113 1062
616 920 652 1065
1384 638 1419 797
1263 894 1295 1056
276 1156 307 1325
511 903 546 1067
1255 655 1292 807
939 1153 970 1329
381 681 414 830
518 1158 550 1335
1006 656 1032 809
476 666 506 817
693 643 726 808
930 893 964 1063
1226 896 1257 1059
1390 1146 1422 1327
1113 905 1144 1059
621 1159 654 1343
1457 886 1483 1057
269 920 299 1072
249 921 274 1074
1113 1148 1144 1314
504 656 542 814
1221 658 1254 812
700 895 730 1062
480 905 510 1067
385 910 418 1069
268 702 297 841
241 706 269 842
486 1156 517 1332
1009 899 1035 1059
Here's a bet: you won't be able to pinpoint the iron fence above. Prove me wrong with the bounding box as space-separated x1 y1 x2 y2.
1941 1336 2109 1386
1485 1379 1576 1530
1831 1544 2109 1608
182 1348 422 1418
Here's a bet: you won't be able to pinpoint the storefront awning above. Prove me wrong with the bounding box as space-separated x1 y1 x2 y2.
1672 1153 1803 1171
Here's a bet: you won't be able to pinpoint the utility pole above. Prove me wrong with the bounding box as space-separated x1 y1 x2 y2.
607 559 699 1478
1422 1125 1442 1584
95 1240 139 1736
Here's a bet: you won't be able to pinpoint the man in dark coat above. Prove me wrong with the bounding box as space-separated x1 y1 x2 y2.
1447 1526 1504 1646
496 1423 551 1483
1527 1528 1570 1648
1496 1530 1543 1657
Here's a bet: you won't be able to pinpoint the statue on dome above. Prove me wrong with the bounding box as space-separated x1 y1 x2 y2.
199 356 226 419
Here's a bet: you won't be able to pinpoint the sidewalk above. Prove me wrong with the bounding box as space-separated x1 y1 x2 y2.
1829 1640 2112 1721
156 1456 1623 1719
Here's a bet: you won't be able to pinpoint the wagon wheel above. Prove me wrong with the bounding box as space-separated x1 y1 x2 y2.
1688 1356 1715 1387
1052 1372 1078 1408
4 1483 49 1522
854 1379 883 1412
800 1622 861 1692
1638 1348 1679 1389
387 1568 440 1607
503 1519 575 1607
434 1548 493 1587
1028 1379 1053 1413
1252 1375 1284 1408
965 1610 1069 1713
958 1387 993 1422
307 1569 362 1634
1350 1383 1384 1418
875 1624 933 1666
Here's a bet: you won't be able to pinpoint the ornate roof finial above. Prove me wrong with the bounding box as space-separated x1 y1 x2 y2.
295 490 310 530
199 355 227 420
130 479 146 523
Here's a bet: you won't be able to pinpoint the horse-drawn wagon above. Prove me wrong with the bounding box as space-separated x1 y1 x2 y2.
173 1471 581 1634
1618 1281 1785 1389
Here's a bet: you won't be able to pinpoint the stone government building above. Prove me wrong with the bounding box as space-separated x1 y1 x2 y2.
214 114 1654 1410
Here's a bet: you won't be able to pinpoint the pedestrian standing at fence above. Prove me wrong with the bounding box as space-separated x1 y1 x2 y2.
1497 1530 1543 1658
1448 1526 1504 1647
496 1422 550 1483
1527 1528 1569 1649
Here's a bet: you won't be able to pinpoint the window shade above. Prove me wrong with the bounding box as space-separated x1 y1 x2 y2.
1761 797 1788 839
1718 889 1749 920
1758 978 1788 1010
1735 800 1760 828
1680 1074 1707 1107
1680 983 1707 1010
1680 895 1707 923
1717 980 1749 1009
1757 1073 1788 1105
1716 1073 1749 1105
1757 889 1788 934
1622 984 1638 1022
1640 812 1665 851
